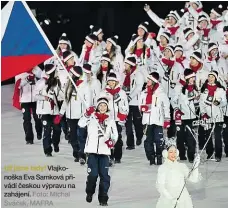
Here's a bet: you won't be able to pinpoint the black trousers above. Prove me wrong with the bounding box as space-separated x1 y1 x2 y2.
176 120 196 161
21 102 42 142
110 122 123 160
41 115 61 154
167 104 176 138
223 116 228 155
144 124 164 160
67 119 80 159
125 106 143 147
86 154 110 203
205 122 223 159
58 101 68 137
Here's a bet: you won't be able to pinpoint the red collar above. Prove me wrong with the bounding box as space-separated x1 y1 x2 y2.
176 56 186 68
202 28 210 37
225 40 228 45
162 57 175 67
179 79 194 92
76 80 83 87
67 65 74 72
95 112 109 123
101 66 108 72
190 63 202 73
159 44 166 52
210 19 222 29
106 87 120 96
168 26 180 35
207 84 217 96
135 48 144 57
146 83 159 104
196 8 202 13
123 66 136 87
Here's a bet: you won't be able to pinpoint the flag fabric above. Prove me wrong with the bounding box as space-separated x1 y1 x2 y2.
1 1 53 81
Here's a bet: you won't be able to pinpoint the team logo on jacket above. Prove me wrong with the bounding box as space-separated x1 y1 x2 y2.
43 120 47 126
223 124 226 128
87 168 91 173
22 108 25 113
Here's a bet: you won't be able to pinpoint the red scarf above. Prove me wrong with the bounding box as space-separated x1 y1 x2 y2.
95 112 109 123
168 26 180 35
179 79 194 92
66 65 74 72
76 80 83 87
190 63 202 73
202 28 210 37
162 57 175 67
123 66 136 88
106 87 120 96
101 66 108 72
185 8 202 13
159 44 166 52
210 19 222 29
176 56 186 68
84 46 92 62
146 83 159 104
135 48 143 57
207 84 217 96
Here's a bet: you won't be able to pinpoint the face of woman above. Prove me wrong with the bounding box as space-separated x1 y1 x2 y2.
224 34 228 41
192 3 198 10
169 17 177 26
210 48 218 58
208 74 216 84
188 77 196 85
84 40 93 48
98 32 104 41
160 36 168 45
136 39 144 48
108 80 116 89
106 41 112 51
186 32 194 41
124 63 131 73
164 49 172 59
167 146 177 162
174 51 183 59
66 57 74 66
190 57 198 66
210 12 217 20
137 28 145 37
101 60 109 68
199 20 208 29
147 79 153 87
59 43 68 50
98 103 108 114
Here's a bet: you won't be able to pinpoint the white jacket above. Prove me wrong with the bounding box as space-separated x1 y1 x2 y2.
156 159 201 208
128 69 145 106
102 86 129 122
139 85 170 126
16 73 37 103
35 79 64 115
78 113 118 155
79 44 103 71
200 87 227 123
59 81 91 119
171 83 199 120
195 66 210 90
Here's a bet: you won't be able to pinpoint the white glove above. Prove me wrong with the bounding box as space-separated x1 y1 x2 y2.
193 154 200 168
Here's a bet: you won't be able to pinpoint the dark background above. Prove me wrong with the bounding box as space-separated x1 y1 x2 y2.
1 1 226 85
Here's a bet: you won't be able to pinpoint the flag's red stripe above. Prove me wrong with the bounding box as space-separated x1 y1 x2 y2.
1 55 51 81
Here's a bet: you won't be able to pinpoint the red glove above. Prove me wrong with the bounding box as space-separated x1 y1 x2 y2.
163 120 170 129
117 112 127 121
141 105 149 112
149 32 156 39
105 138 114 149
50 99 55 110
202 113 210 121
146 48 151 58
174 109 184 125
86 106 95 117
53 115 62 125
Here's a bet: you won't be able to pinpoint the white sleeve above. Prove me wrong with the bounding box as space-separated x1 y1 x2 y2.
188 6 200 20
217 88 227 107
110 119 118 143
161 92 171 120
78 114 90 128
183 33 200 51
156 166 174 200
119 91 129 114
146 10 164 27
171 85 181 110
181 163 201 183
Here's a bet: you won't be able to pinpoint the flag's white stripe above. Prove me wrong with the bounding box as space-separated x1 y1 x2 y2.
1 1 14 41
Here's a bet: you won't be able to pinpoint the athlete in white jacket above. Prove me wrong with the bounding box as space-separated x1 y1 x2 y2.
123 55 144 149
102 72 129 164
199 71 227 161
78 96 118 206
139 72 170 165
171 69 199 162
156 145 201 208
15 66 43 144
35 64 64 157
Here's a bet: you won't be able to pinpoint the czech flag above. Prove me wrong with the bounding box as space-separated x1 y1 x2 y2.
1 1 53 81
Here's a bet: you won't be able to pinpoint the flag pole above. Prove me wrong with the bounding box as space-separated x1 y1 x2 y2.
21 1 108 137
